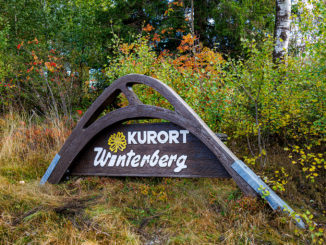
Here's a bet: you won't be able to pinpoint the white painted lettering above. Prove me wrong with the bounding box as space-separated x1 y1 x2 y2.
93 147 103 166
131 155 141 167
169 130 179 143
149 150 160 166
168 155 177 167
137 131 146 144
147 131 157 144
125 150 136 166
157 131 168 144
108 154 117 166
128 131 137 144
116 155 126 167
174 155 187 172
141 155 150 167
180 130 189 143
93 148 189 173
100 150 111 167
158 155 169 167
94 147 111 167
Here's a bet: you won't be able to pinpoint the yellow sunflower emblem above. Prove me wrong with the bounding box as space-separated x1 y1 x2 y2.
108 132 127 152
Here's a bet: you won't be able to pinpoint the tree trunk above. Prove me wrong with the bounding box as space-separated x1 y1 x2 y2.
190 0 195 37
190 0 196 55
194 0 209 47
273 0 291 63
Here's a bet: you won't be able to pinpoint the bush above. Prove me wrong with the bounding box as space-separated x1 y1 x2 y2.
1 39 82 117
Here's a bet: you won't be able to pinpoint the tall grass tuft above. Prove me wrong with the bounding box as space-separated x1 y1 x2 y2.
0 112 72 182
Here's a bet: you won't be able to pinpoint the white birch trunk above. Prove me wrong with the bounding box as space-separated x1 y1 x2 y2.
273 0 292 62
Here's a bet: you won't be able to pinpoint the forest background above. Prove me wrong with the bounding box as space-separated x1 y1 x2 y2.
0 0 325 244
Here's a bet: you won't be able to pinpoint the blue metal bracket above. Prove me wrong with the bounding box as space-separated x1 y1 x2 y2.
232 160 305 228
40 154 61 185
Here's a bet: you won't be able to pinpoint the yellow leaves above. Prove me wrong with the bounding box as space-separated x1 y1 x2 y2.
182 33 195 46
119 43 134 55
140 184 167 202
287 144 324 183
243 155 258 165
141 185 149 195
258 185 270 198
265 167 288 193
44 62 54 72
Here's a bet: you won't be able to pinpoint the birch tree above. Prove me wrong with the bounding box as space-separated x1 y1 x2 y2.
273 0 292 62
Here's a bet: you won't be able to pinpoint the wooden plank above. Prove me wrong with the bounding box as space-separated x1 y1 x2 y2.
40 154 60 184
69 123 231 178
232 160 305 228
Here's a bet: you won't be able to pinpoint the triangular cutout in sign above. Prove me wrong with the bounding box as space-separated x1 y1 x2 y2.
40 74 304 228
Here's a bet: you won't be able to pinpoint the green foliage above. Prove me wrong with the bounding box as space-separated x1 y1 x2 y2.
224 36 325 159
293 210 325 244
1 39 81 116
0 15 10 79
196 0 275 55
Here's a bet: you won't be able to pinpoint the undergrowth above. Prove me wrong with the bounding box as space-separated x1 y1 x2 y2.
0 113 325 244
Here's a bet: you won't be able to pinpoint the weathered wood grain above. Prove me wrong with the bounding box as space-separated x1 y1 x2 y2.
70 122 231 178
45 74 256 197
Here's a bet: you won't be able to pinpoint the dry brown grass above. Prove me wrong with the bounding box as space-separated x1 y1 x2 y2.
0 113 325 244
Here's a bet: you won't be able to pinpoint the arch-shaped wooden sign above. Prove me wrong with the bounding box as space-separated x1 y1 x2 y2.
41 74 304 228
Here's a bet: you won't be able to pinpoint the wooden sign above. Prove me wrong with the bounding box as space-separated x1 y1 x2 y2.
40 74 304 228
70 122 230 178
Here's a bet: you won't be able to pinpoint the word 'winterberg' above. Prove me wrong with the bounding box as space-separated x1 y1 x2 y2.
93 148 187 172
93 129 190 173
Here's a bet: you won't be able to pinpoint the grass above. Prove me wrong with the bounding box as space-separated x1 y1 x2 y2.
0 113 325 244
